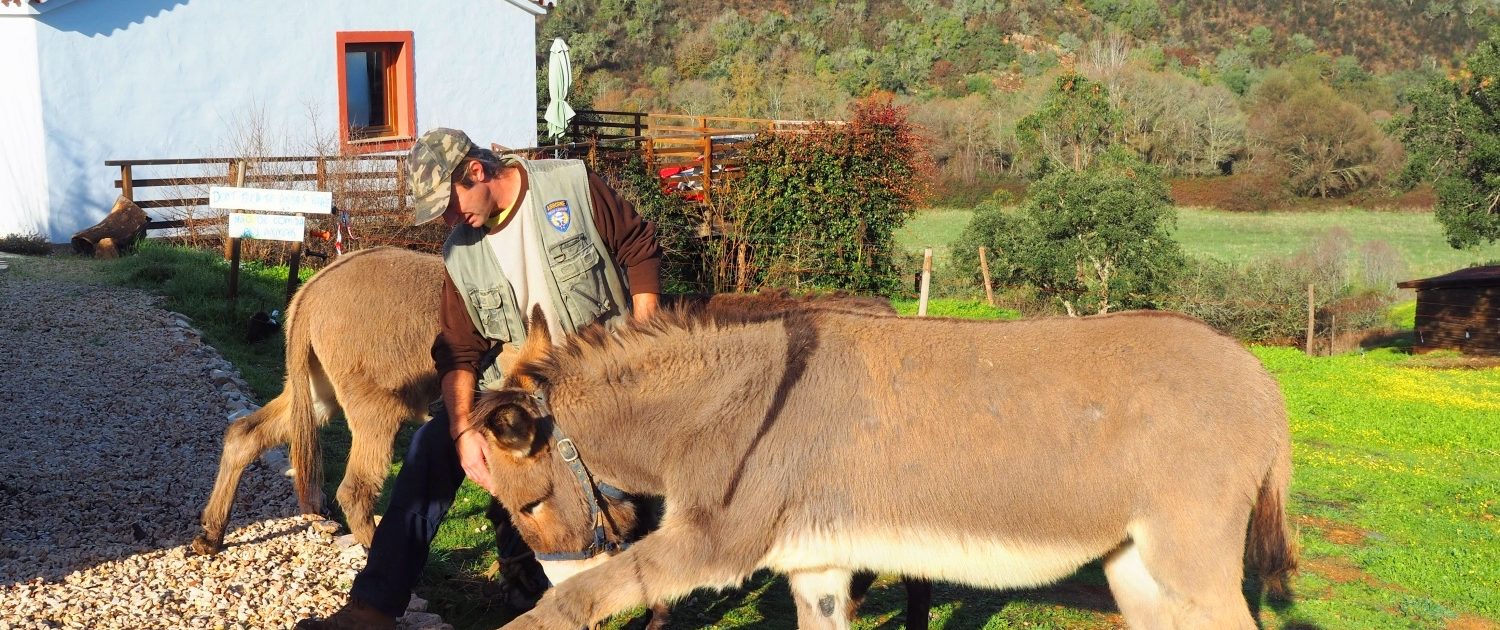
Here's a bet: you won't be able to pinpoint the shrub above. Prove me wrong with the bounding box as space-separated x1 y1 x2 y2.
1166 230 1402 343
719 94 931 294
954 149 1184 315
1219 173 1291 212
0 232 51 256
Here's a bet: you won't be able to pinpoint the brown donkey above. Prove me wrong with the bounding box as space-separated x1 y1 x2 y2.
194 246 445 555
473 306 1298 630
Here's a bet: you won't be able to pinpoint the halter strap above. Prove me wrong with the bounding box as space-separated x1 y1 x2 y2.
529 390 633 562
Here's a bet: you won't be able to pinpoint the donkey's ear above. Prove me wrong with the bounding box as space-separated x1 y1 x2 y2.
471 390 541 458
515 305 552 368
526 305 552 346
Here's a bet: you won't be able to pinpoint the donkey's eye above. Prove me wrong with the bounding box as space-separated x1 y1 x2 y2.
519 489 551 516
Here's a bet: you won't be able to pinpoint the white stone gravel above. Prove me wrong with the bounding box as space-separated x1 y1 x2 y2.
0 270 449 630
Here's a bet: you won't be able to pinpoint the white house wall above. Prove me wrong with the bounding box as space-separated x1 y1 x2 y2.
29 0 543 242
0 16 50 239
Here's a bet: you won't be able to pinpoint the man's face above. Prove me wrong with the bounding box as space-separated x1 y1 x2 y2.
446 161 497 229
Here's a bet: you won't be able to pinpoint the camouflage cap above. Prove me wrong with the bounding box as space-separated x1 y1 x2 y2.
408 128 478 225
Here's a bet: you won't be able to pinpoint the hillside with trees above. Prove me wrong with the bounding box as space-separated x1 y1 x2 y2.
540 0 1500 208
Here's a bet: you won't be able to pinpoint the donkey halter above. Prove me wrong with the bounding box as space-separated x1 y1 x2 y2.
528 389 631 562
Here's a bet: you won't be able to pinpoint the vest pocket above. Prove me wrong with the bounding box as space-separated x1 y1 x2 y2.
470 288 519 343
550 236 615 325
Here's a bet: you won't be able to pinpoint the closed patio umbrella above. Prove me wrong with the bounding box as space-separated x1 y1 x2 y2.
544 38 576 142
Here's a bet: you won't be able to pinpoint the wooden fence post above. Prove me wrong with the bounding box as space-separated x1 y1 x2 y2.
1306 283 1315 356
224 160 246 262
285 241 303 304
227 236 242 303
978 246 995 307
702 136 714 206
919 248 933 317
119 164 134 202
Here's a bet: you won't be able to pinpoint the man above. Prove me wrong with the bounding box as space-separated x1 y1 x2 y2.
298 128 661 629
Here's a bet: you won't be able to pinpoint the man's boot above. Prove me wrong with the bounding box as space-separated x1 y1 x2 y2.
293 597 397 630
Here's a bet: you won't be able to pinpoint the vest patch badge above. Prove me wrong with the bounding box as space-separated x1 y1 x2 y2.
545 200 572 233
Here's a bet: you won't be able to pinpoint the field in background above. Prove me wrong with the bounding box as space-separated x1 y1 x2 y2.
897 207 1500 280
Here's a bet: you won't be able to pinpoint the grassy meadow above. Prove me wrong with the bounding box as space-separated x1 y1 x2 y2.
896 207 1500 280
7 214 1494 630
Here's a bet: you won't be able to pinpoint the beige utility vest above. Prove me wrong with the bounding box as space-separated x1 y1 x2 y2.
442 156 631 389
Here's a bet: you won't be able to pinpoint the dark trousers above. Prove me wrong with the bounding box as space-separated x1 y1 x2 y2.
349 408 534 618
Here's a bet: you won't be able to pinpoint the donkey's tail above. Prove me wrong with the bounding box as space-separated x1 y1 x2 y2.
284 269 327 516
1246 438 1298 600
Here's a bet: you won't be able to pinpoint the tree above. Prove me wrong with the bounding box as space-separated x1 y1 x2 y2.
1246 69 1402 198
1396 28 1500 248
956 149 1184 315
1015 73 1121 175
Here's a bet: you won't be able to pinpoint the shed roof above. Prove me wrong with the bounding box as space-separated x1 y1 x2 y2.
1397 265 1500 290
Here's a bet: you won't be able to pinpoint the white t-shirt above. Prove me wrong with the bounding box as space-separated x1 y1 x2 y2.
484 190 568 344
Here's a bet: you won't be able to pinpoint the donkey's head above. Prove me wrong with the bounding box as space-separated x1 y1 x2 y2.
471 307 645 562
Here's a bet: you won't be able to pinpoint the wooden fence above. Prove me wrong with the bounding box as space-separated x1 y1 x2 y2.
542 111 832 207
109 155 406 230
107 110 838 256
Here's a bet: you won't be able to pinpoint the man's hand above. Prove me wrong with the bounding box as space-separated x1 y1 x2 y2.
455 428 497 495
443 369 497 495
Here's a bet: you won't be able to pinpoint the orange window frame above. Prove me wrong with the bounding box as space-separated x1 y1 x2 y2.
336 31 416 154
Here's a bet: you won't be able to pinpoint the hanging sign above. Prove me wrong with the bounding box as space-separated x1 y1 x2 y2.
210 186 333 214
227 212 306 242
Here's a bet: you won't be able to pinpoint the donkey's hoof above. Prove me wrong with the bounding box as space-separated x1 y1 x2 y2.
189 535 221 556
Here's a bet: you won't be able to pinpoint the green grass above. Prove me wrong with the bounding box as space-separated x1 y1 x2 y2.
18 245 1493 629
899 206 1500 279
895 208 977 261
98 241 310 399
1174 208 1500 278
889 298 1021 319
1253 347 1500 629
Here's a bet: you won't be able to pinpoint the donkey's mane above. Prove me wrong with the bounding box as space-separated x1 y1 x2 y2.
508 292 831 388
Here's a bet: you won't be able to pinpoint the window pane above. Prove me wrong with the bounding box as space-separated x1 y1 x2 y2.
365 48 388 128
345 51 374 130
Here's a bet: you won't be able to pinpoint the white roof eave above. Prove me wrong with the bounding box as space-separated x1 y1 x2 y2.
0 0 81 17
498 0 548 16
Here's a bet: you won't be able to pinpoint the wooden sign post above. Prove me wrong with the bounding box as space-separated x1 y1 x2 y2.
209 186 333 304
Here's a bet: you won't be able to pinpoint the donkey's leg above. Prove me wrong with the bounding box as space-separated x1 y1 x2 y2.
901 577 933 630
335 390 409 547
192 396 291 555
1102 540 1171 629
846 571 878 620
788 568 856 630
1118 511 1258 630
500 520 766 630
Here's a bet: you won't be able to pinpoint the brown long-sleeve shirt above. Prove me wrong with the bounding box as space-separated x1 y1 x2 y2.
431 170 661 377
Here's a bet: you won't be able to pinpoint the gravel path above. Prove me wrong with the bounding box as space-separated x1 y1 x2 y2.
0 259 447 630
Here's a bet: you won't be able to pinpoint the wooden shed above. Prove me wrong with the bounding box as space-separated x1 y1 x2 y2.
1396 265 1500 356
